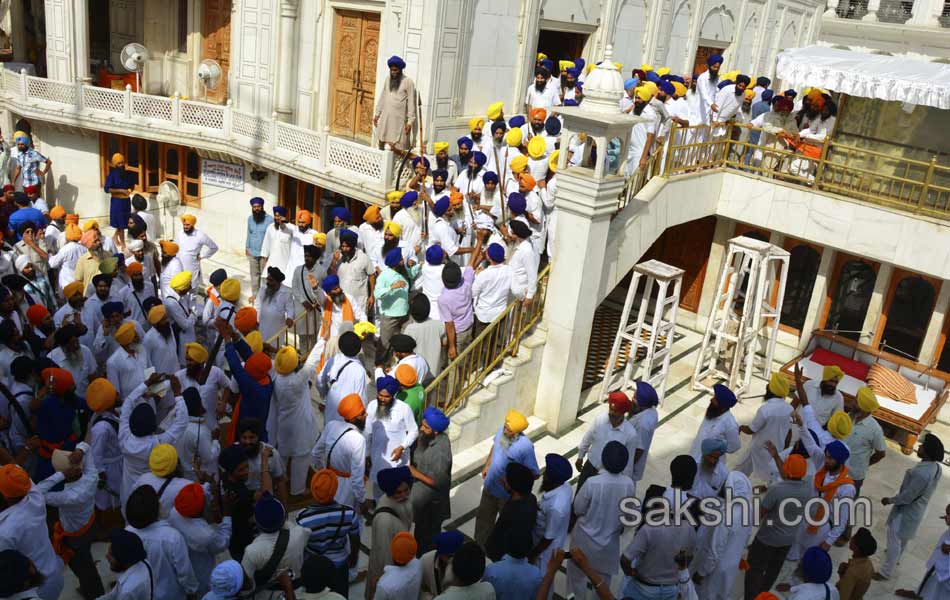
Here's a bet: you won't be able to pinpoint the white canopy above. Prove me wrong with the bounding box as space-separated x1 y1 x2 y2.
776 45 950 110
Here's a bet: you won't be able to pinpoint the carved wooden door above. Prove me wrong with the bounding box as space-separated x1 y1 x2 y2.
202 0 231 104
330 10 379 143
640 216 718 312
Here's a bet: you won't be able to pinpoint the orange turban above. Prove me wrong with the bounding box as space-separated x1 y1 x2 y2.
126 261 143 276
363 205 382 223
65 213 80 224
395 364 417 387
234 307 258 334
529 108 547 122
519 173 537 190
41 368 74 397
26 304 49 327
159 240 179 256
0 464 31 499
338 394 364 420
65 223 82 242
86 378 117 412
390 532 417 565
783 454 807 480
296 210 312 225
49 205 66 220
174 483 206 518
245 353 272 385
310 469 339 503
449 190 464 207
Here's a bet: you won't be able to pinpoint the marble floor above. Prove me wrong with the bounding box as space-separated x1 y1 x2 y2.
59 310 949 599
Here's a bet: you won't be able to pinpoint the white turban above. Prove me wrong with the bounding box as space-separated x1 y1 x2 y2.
127 239 144 252
14 255 30 272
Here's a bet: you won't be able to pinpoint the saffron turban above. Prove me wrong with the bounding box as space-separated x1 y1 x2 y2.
159 240 179 256
186 342 209 364
147 305 166 325
180 214 197 226
219 278 240 302
234 307 258 333
767 372 790 398
310 469 338 503
125 261 143 276
86 378 117 412
0 464 31 499
391 532 417 565
114 321 136 346
396 364 418 387
245 353 272 385
783 454 807 480
529 108 547 122
174 483 206 518
26 304 48 327
505 409 528 434
338 394 364 420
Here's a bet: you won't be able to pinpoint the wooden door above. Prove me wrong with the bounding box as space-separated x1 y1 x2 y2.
640 216 718 312
202 0 231 103
692 45 725 76
329 10 379 142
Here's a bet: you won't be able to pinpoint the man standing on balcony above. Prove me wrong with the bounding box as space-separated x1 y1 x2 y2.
245 197 273 299
374 56 417 152
696 54 722 127
175 214 218 289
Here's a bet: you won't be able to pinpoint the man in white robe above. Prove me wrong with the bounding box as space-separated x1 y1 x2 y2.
259 206 293 286
254 266 295 343
174 214 218 287
737 372 794 482
688 383 741 461
316 330 367 422
364 376 419 500
271 345 321 496
374 56 417 151
311 394 371 515
691 471 754 600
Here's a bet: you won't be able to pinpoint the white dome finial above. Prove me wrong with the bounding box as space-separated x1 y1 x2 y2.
604 44 614 63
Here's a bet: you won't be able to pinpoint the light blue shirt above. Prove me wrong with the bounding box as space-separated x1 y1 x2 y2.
749 101 772 145
246 213 274 256
485 426 539 499
483 554 543 600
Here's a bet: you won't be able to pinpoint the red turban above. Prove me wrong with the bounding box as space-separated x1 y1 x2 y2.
174 483 206 518
607 391 633 413
41 368 74 397
26 304 49 327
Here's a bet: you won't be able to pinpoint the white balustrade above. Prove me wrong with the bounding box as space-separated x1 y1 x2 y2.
326 135 387 182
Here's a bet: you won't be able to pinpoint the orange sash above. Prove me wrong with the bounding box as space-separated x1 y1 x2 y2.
317 296 356 372
52 511 95 564
206 286 221 307
808 465 854 534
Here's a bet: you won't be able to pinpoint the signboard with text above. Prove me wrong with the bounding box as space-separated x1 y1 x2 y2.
201 158 245 191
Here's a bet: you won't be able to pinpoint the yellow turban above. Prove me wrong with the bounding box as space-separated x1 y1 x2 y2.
147 305 167 325
65 223 82 242
548 149 559 173
505 410 529 434
767 372 790 398
537 52 547 61
354 321 377 339
219 278 240 302
313 232 327 246
114 321 136 346
744 88 755 100
82 219 99 232
656 67 670 76
180 214 197 226
634 85 654 102
149 444 178 477
821 365 844 383
12 130 27 142
245 330 263 354
510 155 528 174
111 152 125 167
671 82 687 98
63 281 84 299
170 271 193 293
383 220 402 237
722 70 740 82
641 63 654 72
487 101 504 121
185 342 209 364
505 128 523 148
433 142 449 154
468 117 485 132
275 346 299 375
86 378 117 412
855 386 879 414
558 60 575 72
527 136 547 160
827 410 853 440
386 190 403 203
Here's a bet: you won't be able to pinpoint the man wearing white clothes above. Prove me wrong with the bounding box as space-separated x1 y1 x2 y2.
311 393 371 515
174 214 218 287
696 54 723 126
624 86 659 176
472 242 512 333
286 210 316 283
525 67 562 111
630 381 660 483
260 206 293 284
530 454 573 572
688 383 741 462
736 373 794 482
507 220 538 304
575 392 639 488
802 364 845 426
364 376 419 500
317 331 367 421
254 266 295 342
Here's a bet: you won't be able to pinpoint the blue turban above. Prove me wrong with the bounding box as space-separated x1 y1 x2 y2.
486 243 505 263
423 406 450 433
273 205 287 217
507 193 526 215
482 171 499 185
400 191 418 208
669 75 685 84
624 77 639 90
802 546 833 583
544 453 572 486
376 375 400 396
490 120 507 134
14 135 29 145
636 380 659 408
377 465 413 496
339 229 358 246
713 383 737 410
457 136 473 149
384 248 403 268
707 53 724 67
544 117 561 136
387 55 406 69
762 90 774 103
432 168 449 181
540 59 554 73
718 80 732 89
209 560 245 597
332 207 351 223
254 491 286 533
659 81 676 96
601 440 629 474
433 197 450 217
425 245 444 265
109 529 147 567
645 71 662 84
321 274 340 293
100 301 125 318
129 403 156 437
574 58 586 71
434 530 464 556
249 197 264 206
756 76 771 87
412 156 430 169
784 89 797 98
563 99 579 107
472 151 487 166
575 81 584 92
566 67 580 78
701 437 728 456
736 74 751 86
509 115 526 128
825 440 850 464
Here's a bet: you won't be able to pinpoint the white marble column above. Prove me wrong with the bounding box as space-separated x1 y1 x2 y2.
274 0 299 122
534 171 627 434
917 281 950 366
798 248 836 350
909 0 944 26
861 262 893 345
73 0 91 83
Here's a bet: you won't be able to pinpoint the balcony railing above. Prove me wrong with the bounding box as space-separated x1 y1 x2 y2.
619 123 950 219
0 69 394 197
827 0 950 26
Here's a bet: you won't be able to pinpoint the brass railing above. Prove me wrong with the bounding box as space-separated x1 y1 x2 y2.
425 265 552 415
264 305 322 356
619 123 950 219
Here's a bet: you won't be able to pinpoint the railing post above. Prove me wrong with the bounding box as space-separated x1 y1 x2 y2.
918 156 937 209
75 81 84 111
269 112 279 151
814 139 832 190
171 93 181 127
123 84 132 119
19 69 27 100
223 99 233 138
664 124 676 176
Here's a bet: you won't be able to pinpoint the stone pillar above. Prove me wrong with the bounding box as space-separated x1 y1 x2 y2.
908 0 943 26
73 0 91 83
274 0 299 122
861 263 893 345
11 0 27 61
696 218 736 329
918 281 950 366
534 172 626 434
798 248 836 350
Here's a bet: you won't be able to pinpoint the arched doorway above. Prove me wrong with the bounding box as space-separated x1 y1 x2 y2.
876 272 939 360
823 256 878 341
780 244 822 332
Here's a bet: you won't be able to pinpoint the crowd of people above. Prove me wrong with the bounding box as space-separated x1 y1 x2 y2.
0 48 942 600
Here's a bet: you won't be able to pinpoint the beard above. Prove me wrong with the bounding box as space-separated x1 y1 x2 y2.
331 292 345 305
389 73 402 91
157 323 172 339
705 403 723 420
297 224 309 233
252 211 265 223
264 285 278 302
493 137 504 149
394 265 410 281
467 165 481 179
243 443 261 458
132 279 144 292
382 237 399 255
531 122 544 134
534 81 545 92
372 220 383 230
541 476 559 492
471 131 482 142
498 434 513 450
377 402 393 421
187 364 202 379
633 102 646 116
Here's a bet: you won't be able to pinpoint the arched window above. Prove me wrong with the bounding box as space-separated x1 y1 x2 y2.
780 245 821 331
879 276 937 359
825 260 877 341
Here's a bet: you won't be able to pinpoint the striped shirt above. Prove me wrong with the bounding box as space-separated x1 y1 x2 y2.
295 502 360 565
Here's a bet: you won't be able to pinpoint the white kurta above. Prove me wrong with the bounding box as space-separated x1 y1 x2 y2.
577 413 640 481
692 472 754 600
174 228 218 285
167 511 232 598
365 399 419 498
132 472 197 520
89 413 123 509
164 290 197 363
48 345 96 397
696 71 719 125
920 527 950 600
317 353 367 422
624 104 659 176
415 262 445 320
312 420 367 507
287 226 315 283
127 520 199 599
533 482 572 571
0 487 65 600
803 379 844 426
735 397 793 482
260 224 294 277
270 346 321 457
689 411 741 462
254 285 295 341
106 346 150 403
571 472 636 575
47 240 86 289
118 390 189 507
173 417 220 481
631 406 658 482
376 558 424 600
159 256 184 298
